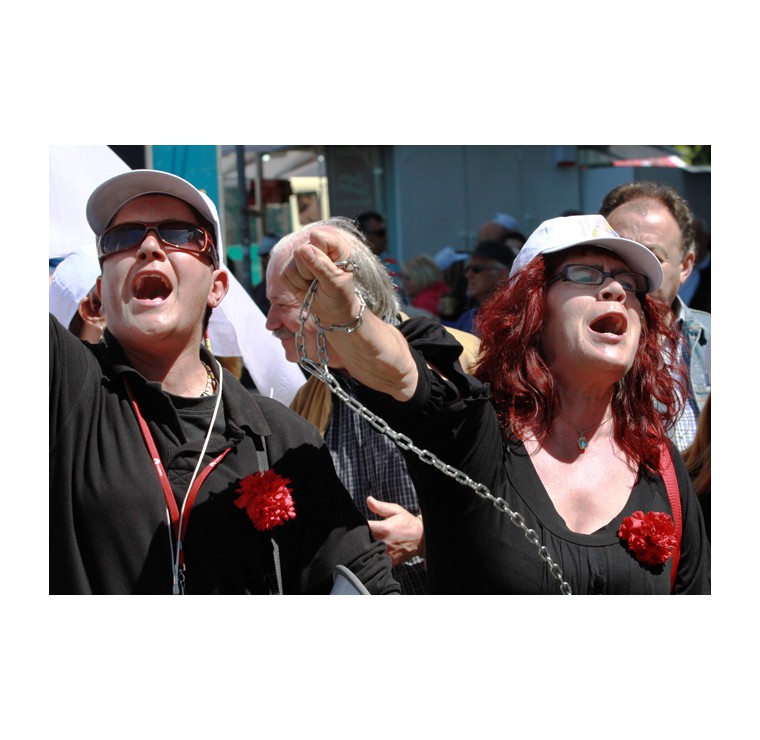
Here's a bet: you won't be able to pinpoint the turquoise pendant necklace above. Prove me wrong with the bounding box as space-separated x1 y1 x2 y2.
558 414 613 450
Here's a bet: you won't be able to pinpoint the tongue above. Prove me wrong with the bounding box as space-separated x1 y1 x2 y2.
591 316 619 335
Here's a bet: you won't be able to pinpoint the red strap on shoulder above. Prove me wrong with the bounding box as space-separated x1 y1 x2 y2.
660 444 682 593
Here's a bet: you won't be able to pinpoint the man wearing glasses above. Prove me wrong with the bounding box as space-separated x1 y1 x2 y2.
448 239 516 334
49 169 399 595
356 209 404 293
356 210 388 257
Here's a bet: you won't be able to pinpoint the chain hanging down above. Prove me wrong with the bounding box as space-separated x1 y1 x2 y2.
296 267 572 595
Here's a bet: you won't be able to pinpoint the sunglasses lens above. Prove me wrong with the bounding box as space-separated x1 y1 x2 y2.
157 221 206 250
100 224 148 255
99 221 207 256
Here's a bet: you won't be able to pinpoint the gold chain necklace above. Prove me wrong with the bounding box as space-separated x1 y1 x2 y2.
200 362 217 397
558 413 613 450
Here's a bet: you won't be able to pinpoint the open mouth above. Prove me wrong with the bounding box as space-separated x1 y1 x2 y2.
589 312 627 336
132 273 172 301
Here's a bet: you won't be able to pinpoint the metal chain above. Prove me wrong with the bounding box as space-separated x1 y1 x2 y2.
296 275 573 595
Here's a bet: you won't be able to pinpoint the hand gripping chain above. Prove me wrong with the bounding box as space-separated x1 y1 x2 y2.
296 267 572 595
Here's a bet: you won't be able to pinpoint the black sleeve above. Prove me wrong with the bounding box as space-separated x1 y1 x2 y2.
355 316 490 455
49 314 97 448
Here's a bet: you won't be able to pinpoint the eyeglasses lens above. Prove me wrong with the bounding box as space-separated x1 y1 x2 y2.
563 265 647 293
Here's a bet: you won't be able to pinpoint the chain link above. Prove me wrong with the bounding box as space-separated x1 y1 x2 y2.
296 276 573 595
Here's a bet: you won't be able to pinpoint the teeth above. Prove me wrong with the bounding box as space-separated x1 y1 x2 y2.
134 274 171 300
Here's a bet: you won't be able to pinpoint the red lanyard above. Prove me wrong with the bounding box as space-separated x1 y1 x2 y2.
124 378 230 583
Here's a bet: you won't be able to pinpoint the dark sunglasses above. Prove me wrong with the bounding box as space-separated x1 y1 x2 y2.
365 228 387 237
548 264 649 294
98 220 218 267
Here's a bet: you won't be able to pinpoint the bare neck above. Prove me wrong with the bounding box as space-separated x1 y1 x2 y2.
121 343 208 397
554 379 614 426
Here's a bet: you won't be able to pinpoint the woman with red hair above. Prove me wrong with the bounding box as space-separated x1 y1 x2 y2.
279 215 711 594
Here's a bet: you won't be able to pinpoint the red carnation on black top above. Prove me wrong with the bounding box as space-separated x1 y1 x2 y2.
618 510 677 566
235 470 296 531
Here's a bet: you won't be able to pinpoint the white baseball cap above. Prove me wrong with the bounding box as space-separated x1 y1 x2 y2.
49 250 102 328
434 245 469 271
510 214 662 294
86 169 220 267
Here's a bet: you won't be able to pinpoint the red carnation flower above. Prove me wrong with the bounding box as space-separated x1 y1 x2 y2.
235 470 296 531
618 510 677 566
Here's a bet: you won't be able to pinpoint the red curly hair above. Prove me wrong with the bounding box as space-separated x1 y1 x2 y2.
473 251 687 472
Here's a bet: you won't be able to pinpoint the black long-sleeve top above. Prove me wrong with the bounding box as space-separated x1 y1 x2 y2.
50 316 399 595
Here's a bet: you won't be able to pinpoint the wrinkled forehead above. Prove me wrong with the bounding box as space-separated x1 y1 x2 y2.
265 245 299 295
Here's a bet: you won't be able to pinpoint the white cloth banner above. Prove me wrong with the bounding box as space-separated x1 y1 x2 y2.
208 268 306 405
49 145 131 261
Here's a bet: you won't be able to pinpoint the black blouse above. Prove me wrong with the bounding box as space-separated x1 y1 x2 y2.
357 317 711 595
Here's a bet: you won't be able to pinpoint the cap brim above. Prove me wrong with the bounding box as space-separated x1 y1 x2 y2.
513 236 663 294
86 169 219 265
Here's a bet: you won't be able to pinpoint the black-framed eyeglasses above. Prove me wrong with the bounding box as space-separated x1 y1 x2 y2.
98 220 217 267
548 264 649 294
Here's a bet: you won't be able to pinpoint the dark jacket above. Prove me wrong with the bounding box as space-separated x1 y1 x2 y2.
49 315 399 595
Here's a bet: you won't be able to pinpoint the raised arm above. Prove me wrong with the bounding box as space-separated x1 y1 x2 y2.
281 226 418 401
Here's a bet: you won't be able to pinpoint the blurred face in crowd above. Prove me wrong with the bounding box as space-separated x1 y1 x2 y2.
463 256 510 304
363 216 388 256
477 222 505 242
606 198 694 310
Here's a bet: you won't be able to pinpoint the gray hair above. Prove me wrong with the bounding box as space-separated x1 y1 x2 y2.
271 216 400 323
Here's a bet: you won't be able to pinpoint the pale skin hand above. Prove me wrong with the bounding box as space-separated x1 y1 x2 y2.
281 227 418 401
366 496 424 567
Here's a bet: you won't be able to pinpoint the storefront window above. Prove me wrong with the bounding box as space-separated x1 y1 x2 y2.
219 145 328 287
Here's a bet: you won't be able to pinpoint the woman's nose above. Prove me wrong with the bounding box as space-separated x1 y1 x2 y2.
599 278 627 302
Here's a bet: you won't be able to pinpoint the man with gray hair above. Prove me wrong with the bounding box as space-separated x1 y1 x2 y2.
266 217 480 594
